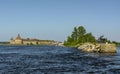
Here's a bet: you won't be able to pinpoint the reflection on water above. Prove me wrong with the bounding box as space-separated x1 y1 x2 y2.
0 46 120 74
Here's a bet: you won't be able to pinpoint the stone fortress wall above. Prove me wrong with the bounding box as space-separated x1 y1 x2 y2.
10 34 56 45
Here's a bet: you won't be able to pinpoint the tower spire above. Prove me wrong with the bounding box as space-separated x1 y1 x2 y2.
16 34 21 40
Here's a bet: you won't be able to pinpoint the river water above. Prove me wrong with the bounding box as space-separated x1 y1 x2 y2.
0 46 120 74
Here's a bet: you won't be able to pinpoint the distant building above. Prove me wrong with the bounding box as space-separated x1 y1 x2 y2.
10 34 56 45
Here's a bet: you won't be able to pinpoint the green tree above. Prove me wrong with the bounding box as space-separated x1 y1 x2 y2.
77 26 86 36
85 33 96 43
78 35 86 43
71 27 78 41
67 36 74 42
64 26 96 46
112 41 120 46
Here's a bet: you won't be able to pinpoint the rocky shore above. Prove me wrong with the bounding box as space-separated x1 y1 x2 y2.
77 43 117 53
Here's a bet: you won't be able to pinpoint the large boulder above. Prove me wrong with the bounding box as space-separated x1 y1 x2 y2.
96 43 116 53
78 43 117 53
78 43 96 52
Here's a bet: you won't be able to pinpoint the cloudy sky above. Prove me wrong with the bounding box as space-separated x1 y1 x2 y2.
0 0 120 42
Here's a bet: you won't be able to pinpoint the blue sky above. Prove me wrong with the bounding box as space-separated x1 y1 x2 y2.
0 0 120 42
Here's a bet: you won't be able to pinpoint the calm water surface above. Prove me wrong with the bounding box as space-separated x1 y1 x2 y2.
0 46 120 74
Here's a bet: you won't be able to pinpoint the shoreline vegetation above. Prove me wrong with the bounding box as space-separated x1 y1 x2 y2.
64 26 118 53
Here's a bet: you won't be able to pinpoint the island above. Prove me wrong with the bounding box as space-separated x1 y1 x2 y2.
64 26 117 53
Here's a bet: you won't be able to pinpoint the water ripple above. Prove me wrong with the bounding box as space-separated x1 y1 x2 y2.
0 46 120 74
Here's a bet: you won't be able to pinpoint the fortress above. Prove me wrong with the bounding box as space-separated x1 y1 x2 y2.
10 34 56 45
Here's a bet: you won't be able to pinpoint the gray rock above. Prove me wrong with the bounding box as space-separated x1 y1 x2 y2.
78 43 117 53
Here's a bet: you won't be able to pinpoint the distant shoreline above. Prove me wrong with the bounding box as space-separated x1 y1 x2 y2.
0 44 57 46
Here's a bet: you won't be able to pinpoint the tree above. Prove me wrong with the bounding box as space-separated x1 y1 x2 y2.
112 41 120 46
77 26 86 36
78 35 85 43
64 26 96 46
67 36 74 42
71 27 78 41
85 33 96 43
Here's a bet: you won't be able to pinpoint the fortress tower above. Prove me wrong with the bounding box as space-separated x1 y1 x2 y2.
15 34 23 45
10 37 15 44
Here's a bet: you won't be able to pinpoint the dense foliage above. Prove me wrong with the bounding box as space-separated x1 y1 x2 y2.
112 41 120 46
64 26 96 46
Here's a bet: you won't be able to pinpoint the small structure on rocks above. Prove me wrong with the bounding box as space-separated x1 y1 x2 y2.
97 35 107 43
